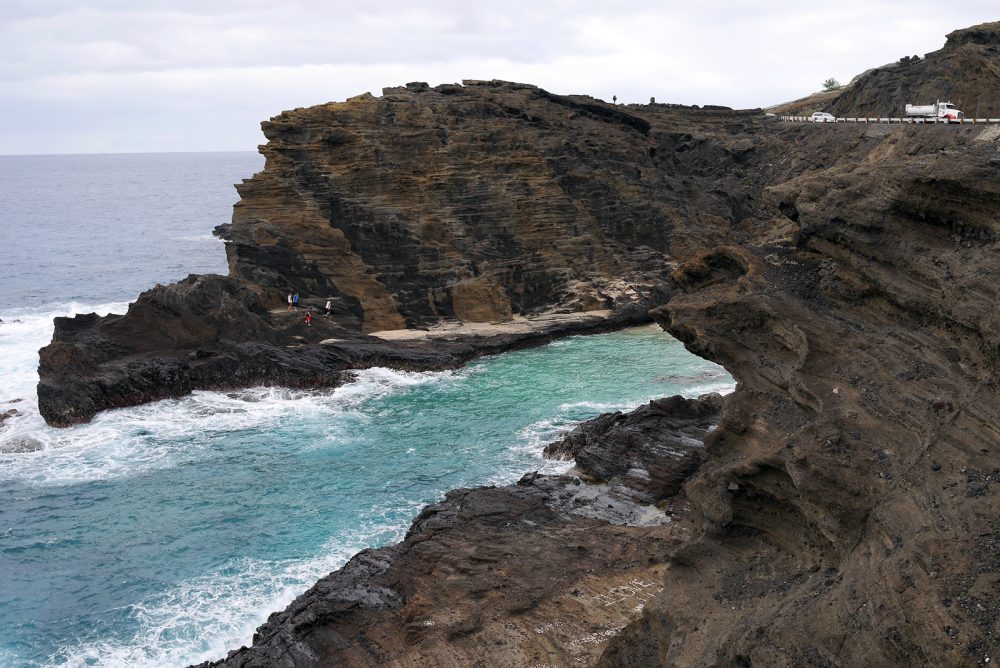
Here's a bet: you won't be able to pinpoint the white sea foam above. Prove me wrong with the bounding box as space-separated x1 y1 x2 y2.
557 399 625 414
174 234 219 242
0 300 130 440
2 312 735 667
52 516 416 668
0 311 459 486
684 379 738 397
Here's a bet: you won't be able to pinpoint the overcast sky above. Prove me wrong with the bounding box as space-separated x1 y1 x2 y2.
1 1 996 154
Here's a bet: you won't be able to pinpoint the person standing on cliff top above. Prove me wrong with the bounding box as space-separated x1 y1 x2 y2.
325 299 332 317
304 310 312 327
292 292 299 310
287 292 293 310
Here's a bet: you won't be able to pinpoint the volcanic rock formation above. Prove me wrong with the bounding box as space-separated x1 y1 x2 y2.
224 81 739 329
195 115 1000 667
37 273 646 427
39 20 1000 668
608 124 1000 667
38 80 760 426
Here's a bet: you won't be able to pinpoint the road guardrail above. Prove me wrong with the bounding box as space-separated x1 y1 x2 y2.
779 116 1000 124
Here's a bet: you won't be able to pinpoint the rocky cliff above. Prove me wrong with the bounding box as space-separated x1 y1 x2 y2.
599 123 1000 666
194 117 1000 666
226 81 750 330
38 81 763 426
194 394 723 668
38 21 1000 668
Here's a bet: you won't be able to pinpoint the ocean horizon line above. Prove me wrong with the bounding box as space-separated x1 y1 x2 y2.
0 148 260 158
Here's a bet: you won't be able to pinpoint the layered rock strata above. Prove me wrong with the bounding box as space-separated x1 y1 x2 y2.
38 21 1000 666
194 394 722 668
38 80 764 425
192 110 1000 666
600 124 1000 666
225 81 736 329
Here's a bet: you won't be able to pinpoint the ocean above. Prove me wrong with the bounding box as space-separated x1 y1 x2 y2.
0 152 733 667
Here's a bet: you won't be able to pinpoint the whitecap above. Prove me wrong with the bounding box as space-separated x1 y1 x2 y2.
173 234 219 243
51 519 415 668
0 366 464 487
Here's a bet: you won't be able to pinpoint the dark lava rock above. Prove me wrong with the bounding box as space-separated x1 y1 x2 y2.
212 222 233 240
39 21 1000 666
192 395 712 667
37 270 651 427
544 393 723 503
0 408 19 429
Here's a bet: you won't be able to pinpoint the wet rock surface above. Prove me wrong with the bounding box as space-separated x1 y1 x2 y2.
544 393 723 505
0 407 20 429
37 272 648 427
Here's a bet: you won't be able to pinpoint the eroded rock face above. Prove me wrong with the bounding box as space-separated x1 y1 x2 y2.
225 81 752 331
37 82 768 426
600 124 1000 666
35 25 1000 666
544 393 723 505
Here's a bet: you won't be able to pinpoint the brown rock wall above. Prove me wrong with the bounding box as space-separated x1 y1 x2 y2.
225 81 751 330
35 26 1000 665
601 124 1000 666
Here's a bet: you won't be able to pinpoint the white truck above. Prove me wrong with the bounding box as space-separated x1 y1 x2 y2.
904 100 964 122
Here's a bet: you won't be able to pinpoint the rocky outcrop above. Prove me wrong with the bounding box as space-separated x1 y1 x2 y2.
38 81 765 426
599 124 1000 666
37 274 344 427
224 81 753 331
38 273 648 427
193 393 722 668
195 102 1000 668
544 393 723 504
37 20 1000 668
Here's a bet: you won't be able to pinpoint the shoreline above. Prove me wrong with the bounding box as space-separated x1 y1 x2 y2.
192 393 723 667
36 273 655 428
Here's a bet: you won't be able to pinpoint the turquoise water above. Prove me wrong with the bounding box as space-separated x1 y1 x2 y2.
0 326 731 667
0 153 732 666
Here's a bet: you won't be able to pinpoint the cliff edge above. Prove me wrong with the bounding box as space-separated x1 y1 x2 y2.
37 21 1000 668
38 81 762 426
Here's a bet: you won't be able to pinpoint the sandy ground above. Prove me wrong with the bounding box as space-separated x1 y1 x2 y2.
364 310 615 341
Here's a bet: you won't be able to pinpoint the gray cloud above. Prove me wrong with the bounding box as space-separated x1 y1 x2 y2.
1 1 997 153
